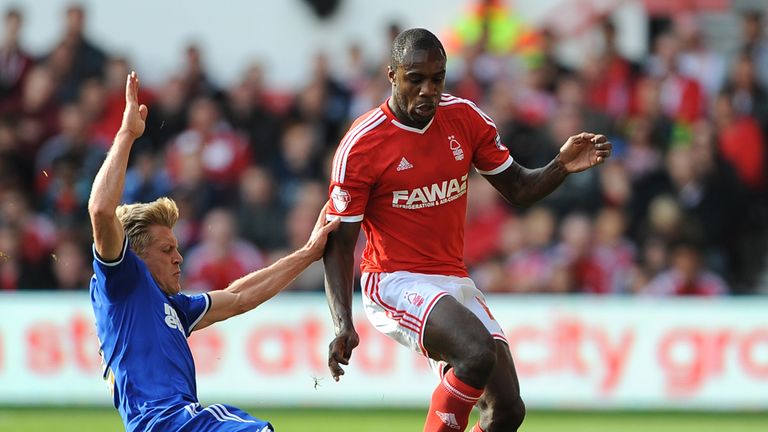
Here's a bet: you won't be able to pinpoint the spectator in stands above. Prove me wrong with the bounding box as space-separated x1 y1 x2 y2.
165 96 252 205
168 141 215 245
269 120 324 208
49 4 107 103
0 223 54 290
620 116 664 182
50 237 90 290
592 207 636 294
712 89 766 193
281 180 326 291
644 32 705 124
540 106 603 216
0 117 33 194
122 149 172 205
598 161 633 209
235 165 287 252
552 212 604 294
741 10 768 89
223 65 282 163
0 187 57 277
0 7 33 115
288 52 351 148
505 207 557 293
183 207 265 292
628 76 674 150
583 17 637 119
142 75 188 153
642 240 728 296
35 103 105 225
82 57 153 147
464 173 511 267
15 66 60 159
537 27 572 94
675 13 726 98
555 74 615 138
179 43 222 102
721 52 768 135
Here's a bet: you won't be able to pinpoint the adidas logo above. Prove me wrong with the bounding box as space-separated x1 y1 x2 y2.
396 157 414 171
435 411 460 429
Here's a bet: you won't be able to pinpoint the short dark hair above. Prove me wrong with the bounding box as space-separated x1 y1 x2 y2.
5 6 21 20
390 28 446 69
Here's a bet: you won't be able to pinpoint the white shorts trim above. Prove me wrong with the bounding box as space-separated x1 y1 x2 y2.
361 271 507 360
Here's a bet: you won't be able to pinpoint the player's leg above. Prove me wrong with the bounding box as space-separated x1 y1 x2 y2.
177 403 273 432
471 340 525 432
421 295 497 432
423 295 497 388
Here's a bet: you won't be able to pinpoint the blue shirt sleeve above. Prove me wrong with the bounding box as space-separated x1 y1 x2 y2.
169 292 211 336
92 237 144 302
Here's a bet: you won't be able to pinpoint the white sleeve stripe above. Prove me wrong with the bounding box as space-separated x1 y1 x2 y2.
333 109 383 182
92 236 128 267
476 156 514 175
189 293 211 332
439 96 497 128
333 110 382 182
333 110 386 183
326 214 363 222
339 115 386 183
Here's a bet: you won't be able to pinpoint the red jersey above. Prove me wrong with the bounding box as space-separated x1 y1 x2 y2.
328 94 512 276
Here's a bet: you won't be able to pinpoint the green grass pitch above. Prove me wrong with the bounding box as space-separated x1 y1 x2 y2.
0 407 766 431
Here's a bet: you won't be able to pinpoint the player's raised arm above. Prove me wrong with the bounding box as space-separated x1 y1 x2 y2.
484 132 612 207
88 71 148 261
322 220 361 381
194 204 340 330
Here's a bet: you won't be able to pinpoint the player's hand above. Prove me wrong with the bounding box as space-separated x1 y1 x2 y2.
328 328 359 381
303 201 341 261
558 132 611 173
120 71 148 139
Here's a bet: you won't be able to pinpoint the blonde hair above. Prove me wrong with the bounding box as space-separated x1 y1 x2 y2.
116 197 179 256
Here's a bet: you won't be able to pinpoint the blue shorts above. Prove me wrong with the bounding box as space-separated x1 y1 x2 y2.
150 402 273 432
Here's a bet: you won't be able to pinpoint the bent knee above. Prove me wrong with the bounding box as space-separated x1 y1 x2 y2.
453 335 496 381
485 396 526 431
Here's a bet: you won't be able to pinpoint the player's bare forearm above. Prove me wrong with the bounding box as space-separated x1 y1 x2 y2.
322 221 361 381
89 73 147 260
322 222 360 333
484 157 569 207
197 209 340 330
89 130 134 215
196 249 315 330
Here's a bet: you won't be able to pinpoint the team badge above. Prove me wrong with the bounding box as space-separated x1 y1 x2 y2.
331 185 351 212
495 133 508 151
448 135 464 161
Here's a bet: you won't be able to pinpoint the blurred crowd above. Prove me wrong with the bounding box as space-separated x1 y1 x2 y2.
0 3 766 295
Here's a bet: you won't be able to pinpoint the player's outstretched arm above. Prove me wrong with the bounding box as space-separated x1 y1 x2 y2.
88 71 148 261
194 204 340 330
323 220 361 381
484 132 611 207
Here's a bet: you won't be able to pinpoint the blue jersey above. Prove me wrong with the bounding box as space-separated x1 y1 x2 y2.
90 238 211 431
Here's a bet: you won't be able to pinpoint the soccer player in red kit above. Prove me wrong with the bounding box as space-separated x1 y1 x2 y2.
323 28 611 432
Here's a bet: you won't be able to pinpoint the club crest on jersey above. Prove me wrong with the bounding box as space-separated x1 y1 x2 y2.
495 133 508 151
331 185 351 212
448 135 464 161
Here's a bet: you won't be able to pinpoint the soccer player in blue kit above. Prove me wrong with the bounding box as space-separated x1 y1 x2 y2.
88 71 340 432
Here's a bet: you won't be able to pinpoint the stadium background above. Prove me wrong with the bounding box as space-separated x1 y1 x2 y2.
0 0 767 430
